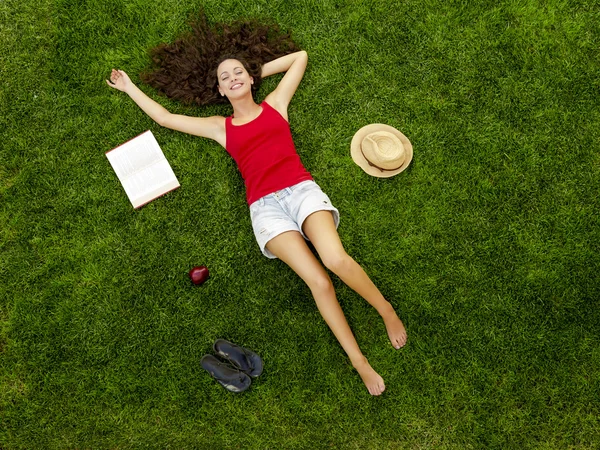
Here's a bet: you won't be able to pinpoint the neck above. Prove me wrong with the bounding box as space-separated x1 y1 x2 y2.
230 95 260 119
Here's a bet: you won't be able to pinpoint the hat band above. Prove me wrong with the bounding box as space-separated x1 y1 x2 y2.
361 149 403 172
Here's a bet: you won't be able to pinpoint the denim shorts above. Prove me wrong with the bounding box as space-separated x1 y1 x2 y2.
249 180 340 259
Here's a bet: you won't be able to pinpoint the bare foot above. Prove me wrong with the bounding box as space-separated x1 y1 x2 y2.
382 306 407 349
353 357 385 396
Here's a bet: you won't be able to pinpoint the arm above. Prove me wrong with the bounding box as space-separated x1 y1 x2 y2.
106 70 226 147
262 51 308 121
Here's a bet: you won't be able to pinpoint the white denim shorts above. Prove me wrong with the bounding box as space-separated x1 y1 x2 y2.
249 180 340 259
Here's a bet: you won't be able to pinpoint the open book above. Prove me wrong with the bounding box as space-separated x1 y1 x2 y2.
106 130 180 209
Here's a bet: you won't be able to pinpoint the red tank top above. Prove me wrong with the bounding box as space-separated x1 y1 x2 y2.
225 101 312 205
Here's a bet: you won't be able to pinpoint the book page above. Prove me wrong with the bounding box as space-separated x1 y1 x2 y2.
107 131 163 178
106 131 180 208
121 160 179 207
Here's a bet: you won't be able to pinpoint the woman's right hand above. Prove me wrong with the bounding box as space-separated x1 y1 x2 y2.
106 69 132 92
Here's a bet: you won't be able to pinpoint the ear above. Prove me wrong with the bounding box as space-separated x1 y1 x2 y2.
250 77 254 85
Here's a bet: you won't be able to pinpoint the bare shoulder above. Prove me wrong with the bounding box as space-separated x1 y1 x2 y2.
263 95 289 122
203 115 227 147
203 115 227 133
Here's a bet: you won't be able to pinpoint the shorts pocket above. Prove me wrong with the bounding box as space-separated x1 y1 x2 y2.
292 180 318 194
249 203 260 219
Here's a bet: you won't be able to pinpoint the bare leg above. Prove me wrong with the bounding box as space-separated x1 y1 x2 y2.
302 211 407 349
266 231 386 396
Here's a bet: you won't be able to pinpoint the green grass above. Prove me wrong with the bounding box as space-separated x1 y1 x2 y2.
2 0 599 447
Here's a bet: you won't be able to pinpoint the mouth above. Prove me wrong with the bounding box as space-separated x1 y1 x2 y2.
230 83 243 91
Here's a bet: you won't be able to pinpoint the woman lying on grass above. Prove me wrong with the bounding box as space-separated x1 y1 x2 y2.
106 15 406 395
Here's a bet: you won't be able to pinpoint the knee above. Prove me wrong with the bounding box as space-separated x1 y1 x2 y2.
307 272 334 295
321 250 353 275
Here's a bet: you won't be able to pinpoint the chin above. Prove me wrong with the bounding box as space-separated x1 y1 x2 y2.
228 89 253 101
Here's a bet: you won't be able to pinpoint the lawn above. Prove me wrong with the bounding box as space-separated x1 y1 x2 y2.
1 0 599 448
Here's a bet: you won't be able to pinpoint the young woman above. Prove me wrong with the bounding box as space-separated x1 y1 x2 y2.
106 18 406 395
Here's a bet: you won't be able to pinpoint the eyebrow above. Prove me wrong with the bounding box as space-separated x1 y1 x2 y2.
220 67 243 78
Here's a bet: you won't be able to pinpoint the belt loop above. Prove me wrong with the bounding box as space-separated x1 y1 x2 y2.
259 197 265 206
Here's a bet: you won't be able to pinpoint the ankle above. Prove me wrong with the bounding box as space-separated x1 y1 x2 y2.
350 355 370 370
378 300 396 317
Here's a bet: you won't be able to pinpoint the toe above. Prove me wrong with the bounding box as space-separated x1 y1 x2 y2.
373 381 385 396
398 333 407 347
392 337 402 349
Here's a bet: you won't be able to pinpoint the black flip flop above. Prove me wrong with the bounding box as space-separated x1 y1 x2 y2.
213 339 264 378
200 354 251 392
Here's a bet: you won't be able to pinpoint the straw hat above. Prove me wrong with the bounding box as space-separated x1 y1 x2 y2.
350 124 413 177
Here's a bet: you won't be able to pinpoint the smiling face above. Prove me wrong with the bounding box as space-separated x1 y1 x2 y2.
217 59 254 101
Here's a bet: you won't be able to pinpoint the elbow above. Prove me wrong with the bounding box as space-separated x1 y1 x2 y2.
293 50 308 69
292 50 307 62
155 113 170 128
299 50 308 67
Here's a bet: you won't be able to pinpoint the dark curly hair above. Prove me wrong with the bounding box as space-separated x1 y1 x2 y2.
141 12 300 105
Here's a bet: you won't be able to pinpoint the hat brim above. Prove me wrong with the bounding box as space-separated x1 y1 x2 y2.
351 124 413 178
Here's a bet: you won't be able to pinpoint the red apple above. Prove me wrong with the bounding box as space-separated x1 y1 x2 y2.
189 266 210 285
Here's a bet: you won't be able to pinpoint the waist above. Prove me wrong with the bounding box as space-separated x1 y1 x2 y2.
250 180 316 207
